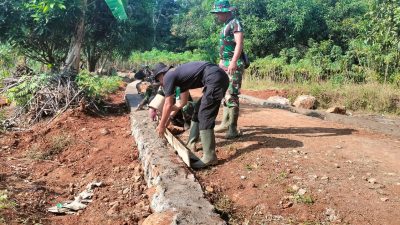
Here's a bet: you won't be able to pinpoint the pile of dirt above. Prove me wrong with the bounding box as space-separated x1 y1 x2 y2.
0 90 150 225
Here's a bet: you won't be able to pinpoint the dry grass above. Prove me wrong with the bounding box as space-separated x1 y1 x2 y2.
25 134 72 160
243 77 400 115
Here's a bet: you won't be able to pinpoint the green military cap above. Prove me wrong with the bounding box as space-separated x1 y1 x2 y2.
210 0 232 13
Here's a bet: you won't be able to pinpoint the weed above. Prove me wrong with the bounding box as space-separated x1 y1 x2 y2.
300 221 323 225
0 190 16 210
0 109 6 132
214 194 234 214
276 171 288 180
41 134 72 159
293 194 314 205
243 78 400 115
245 164 254 171
26 134 72 160
286 187 297 194
25 144 43 160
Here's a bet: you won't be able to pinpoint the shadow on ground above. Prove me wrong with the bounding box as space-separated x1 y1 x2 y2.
216 126 355 165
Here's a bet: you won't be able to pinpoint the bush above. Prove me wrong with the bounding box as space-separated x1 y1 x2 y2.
129 49 209 70
6 73 51 106
76 70 122 100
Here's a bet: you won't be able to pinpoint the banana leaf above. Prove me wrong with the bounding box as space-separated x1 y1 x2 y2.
104 0 128 20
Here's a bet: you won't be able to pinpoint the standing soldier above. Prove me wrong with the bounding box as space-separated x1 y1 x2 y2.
211 0 244 139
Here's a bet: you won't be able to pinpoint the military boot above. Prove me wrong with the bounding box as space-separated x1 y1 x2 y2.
214 106 229 133
186 121 199 152
191 129 218 169
225 107 241 139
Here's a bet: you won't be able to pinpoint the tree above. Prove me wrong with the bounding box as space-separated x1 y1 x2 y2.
0 0 78 71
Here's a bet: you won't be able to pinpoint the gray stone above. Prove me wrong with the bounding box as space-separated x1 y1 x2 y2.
100 128 110 135
293 95 316 109
297 188 307 196
126 82 226 225
380 197 389 202
266 96 290 106
326 106 346 115
368 178 377 184
122 188 130 195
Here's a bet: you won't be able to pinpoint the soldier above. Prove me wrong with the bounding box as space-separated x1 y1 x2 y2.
153 61 229 169
211 0 244 139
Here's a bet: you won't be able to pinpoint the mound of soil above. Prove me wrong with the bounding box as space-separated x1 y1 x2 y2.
0 90 150 225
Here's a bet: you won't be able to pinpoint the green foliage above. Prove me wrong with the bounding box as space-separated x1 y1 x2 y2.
76 70 122 100
0 109 6 133
0 44 18 81
129 49 209 68
294 194 314 205
6 74 51 106
25 0 66 22
0 190 16 210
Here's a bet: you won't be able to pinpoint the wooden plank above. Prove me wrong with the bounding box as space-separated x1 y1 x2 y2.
164 129 191 167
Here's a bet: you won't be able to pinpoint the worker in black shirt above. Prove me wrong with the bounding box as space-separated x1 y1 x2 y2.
152 62 229 169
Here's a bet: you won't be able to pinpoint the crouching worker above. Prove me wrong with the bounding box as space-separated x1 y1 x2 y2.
154 61 229 169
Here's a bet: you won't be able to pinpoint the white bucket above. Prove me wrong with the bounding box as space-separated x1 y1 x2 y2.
149 94 165 112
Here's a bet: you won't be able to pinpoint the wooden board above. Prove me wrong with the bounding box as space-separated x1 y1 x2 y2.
164 129 191 167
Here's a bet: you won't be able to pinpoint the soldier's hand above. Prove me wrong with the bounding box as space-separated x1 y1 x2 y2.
149 108 157 121
228 61 238 75
156 124 166 137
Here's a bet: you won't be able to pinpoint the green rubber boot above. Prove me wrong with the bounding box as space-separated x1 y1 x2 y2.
225 107 241 139
186 121 199 152
191 129 218 169
214 106 229 133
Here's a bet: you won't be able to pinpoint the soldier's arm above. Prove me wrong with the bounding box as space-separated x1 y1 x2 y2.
156 95 174 137
228 32 244 74
170 90 189 117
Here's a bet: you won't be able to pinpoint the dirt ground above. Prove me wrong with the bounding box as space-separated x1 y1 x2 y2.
181 89 400 225
0 90 150 225
2 86 400 225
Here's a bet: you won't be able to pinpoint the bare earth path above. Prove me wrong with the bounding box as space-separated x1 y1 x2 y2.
184 89 400 225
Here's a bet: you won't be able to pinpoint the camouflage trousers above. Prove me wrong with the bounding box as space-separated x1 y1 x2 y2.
221 60 244 109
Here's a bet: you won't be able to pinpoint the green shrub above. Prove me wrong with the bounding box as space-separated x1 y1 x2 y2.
6 73 51 106
0 190 15 210
129 49 209 70
76 70 122 100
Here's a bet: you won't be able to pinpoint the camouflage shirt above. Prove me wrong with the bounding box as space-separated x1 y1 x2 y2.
219 17 244 61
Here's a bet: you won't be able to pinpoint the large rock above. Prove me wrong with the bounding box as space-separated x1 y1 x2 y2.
293 95 316 109
0 96 9 107
326 106 346 115
142 211 175 225
266 96 290 106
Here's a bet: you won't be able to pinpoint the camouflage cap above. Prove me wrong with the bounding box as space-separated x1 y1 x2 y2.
210 0 232 13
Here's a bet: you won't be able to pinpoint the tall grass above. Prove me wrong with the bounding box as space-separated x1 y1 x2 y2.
243 76 400 115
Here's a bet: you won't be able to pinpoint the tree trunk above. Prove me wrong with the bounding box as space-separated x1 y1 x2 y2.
63 0 87 76
88 56 99 72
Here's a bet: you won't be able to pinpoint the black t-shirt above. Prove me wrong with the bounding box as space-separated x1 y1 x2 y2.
163 61 210 97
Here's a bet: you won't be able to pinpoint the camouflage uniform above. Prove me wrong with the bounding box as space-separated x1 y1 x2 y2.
211 0 243 138
219 17 244 108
